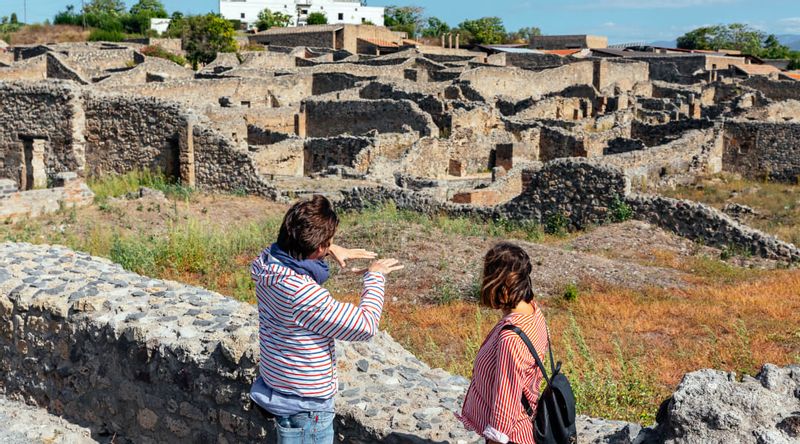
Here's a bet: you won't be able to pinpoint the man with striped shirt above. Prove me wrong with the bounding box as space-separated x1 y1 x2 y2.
250 195 403 443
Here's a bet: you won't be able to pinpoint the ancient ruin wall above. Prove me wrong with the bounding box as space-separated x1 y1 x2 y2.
741 77 800 102
723 121 800 183
304 136 374 174
459 62 594 102
83 93 189 180
0 81 82 187
303 99 439 138
0 242 480 444
628 195 800 261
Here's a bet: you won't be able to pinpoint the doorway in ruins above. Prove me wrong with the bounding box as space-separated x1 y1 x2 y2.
19 137 47 190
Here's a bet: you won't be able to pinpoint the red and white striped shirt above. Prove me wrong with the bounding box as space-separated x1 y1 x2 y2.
251 252 385 399
458 309 549 444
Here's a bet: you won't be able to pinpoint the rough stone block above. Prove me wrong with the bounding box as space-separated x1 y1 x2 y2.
452 190 502 206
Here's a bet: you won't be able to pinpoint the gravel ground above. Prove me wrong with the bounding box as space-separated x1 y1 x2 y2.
0 396 98 444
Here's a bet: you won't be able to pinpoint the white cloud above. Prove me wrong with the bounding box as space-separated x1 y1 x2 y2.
780 17 800 34
573 0 737 9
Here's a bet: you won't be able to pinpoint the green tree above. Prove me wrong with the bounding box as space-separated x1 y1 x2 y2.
383 6 424 36
677 23 764 55
10 13 18 24
256 8 292 31
82 0 126 17
458 17 506 45
760 34 792 59
421 16 449 38
506 26 540 43
130 0 167 18
307 12 327 25
789 58 800 70
178 14 237 67
124 0 168 34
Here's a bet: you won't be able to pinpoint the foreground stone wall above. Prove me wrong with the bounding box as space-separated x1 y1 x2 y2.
0 242 481 444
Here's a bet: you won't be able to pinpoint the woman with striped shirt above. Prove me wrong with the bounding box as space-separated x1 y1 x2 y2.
458 243 549 444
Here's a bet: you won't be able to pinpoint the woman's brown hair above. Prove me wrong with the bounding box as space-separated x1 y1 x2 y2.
277 195 339 259
480 242 534 310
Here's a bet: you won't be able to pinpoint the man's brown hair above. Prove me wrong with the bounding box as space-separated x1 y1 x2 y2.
480 242 535 310
277 195 339 259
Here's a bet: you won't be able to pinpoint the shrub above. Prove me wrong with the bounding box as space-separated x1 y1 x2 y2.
609 195 633 223
88 28 125 42
545 212 569 236
563 282 580 301
140 44 187 66
307 12 327 25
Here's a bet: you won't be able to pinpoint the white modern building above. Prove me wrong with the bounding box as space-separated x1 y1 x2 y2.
220 0 385 29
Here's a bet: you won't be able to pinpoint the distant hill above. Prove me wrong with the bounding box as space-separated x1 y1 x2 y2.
648 35 800 51
650 40 677 48
776 34 800 50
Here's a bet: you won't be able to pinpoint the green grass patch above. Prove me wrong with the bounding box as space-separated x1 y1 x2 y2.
88 170 194 203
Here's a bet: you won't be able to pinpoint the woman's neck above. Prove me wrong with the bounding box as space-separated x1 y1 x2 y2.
502 300 535 317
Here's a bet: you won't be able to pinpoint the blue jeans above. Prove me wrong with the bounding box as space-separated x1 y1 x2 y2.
274 411 335 444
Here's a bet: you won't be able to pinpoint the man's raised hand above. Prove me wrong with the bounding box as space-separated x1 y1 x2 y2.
364 258 404 276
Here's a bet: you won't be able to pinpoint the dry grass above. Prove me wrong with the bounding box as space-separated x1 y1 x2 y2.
3 173 799 424
5 25 90 45
662 174 800 245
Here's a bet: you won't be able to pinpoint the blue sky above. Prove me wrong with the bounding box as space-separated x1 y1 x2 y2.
2 0 800 43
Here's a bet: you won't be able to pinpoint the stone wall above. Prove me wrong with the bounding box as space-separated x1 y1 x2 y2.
303 99 439 138
0 81 85 188
486 52 568 71
104 76 314 109
723 120 800 183
304 136 374 174
0 55 47 81
83 93 189 180
628 195 800 261
192 124 280 199
500 159 630 229
0 242 482 444
459 62 595 102
598 59 649 92
604 128 722 189
742 77 800 102
539 126 586 161
631 119 715 147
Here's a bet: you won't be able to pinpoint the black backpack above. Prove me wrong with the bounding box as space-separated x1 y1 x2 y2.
502 325 577 444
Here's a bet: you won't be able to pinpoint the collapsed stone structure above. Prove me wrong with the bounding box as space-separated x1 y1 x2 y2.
2 40 798 259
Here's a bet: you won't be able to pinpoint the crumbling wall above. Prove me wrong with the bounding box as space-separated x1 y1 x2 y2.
312 72 374 95
304 136 374 174
539 126 586 161
487 52 568 70
105 76 313 109
723 120 800 183
303 99 439 137
598 59 649 92
83 93 189 180
501 159 630 229
0 55 47 81
741 77 800 102
631 119 715 147
192 124 279 198
0 81 83 187
0 174 93 222
604 128 722 188
459 62 594 101
629 195 800 261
